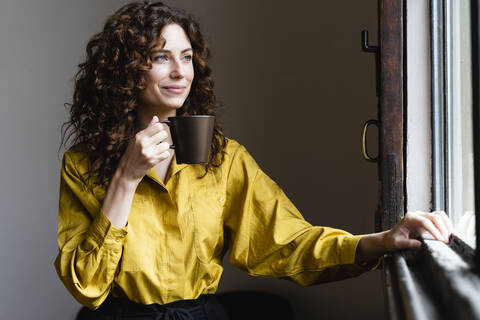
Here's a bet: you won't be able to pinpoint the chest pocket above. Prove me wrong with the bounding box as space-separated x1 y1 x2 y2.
190 176 226 264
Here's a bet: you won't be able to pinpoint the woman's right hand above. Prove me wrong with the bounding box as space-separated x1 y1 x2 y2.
117 115 171 183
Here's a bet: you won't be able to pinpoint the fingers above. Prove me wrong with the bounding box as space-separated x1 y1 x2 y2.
137 116 167 139
417 211 451 241
135 117 169 147
155 141 171 154
133 125 168 153
119 116 172 181
148 115 159 126
432 211 452 239
387 211 453 253
138 142 170 166
143 142 170 161
419 216 446 242
157 150 171 160
437 211 453 234
141 122 166 138
406 211 450 242
149 150 170 162
133 116 171 163
149 129 169 146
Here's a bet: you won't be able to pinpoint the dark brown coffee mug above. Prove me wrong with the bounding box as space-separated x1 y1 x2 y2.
160 115 215 164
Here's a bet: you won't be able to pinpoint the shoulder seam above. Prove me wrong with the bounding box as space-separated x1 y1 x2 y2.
225 141 244 182
64 150 88 190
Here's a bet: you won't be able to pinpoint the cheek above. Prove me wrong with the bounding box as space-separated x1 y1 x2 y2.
187 67 195 85
147 67 168 84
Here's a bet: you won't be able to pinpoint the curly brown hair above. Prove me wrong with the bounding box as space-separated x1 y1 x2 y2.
60 1 226 187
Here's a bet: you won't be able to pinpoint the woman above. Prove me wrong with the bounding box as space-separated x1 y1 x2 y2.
55 1 452 319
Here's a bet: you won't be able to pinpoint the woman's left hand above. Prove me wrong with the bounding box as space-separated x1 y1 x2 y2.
355 211 453 265
384 211 453 251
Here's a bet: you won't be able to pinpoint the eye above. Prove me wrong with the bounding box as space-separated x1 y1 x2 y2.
182 54 193 62
153 55 168 63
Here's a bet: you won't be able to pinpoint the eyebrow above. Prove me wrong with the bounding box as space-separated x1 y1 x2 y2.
151 48 193 54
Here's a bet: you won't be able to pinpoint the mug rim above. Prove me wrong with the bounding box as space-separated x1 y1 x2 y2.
168 115 215 119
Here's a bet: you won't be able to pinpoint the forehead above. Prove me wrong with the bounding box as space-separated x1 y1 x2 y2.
154 23 192 50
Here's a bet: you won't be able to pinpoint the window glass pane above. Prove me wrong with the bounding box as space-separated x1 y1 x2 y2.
449 0 476 248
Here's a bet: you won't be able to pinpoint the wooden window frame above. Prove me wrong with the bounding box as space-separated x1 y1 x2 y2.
378 0 480 318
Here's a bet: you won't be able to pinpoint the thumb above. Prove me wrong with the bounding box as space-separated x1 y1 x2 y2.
398 238 423 250
148 115 159 127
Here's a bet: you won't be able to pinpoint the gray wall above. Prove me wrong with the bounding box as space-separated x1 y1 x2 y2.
0 0 384 319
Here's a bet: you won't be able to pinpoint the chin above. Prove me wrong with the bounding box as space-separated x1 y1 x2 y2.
167 101 186 109
163 96 186 106
163 103 186 114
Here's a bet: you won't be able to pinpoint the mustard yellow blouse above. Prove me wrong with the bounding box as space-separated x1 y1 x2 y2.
54 137 376 310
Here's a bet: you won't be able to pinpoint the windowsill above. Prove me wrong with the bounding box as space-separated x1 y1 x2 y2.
383 237 480 319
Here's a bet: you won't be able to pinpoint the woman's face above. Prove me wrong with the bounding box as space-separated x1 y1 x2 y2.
140 23 194 113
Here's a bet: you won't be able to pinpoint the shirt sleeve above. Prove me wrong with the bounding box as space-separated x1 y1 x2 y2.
53 150 128 310
223 143 380 286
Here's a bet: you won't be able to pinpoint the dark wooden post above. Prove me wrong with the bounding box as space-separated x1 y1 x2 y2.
378 0 405 231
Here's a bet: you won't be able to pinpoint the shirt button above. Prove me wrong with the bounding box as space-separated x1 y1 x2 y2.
218 196 224 203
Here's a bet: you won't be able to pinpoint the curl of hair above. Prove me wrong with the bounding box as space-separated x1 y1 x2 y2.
60 1 227 187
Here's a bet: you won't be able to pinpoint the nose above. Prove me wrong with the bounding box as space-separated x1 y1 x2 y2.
170 58 185 79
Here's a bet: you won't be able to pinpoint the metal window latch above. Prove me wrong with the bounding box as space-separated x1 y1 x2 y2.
362 119 379 162
361 30 380 163
361 30 380 97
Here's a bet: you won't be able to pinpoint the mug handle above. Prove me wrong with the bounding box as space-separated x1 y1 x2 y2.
159 120 175 149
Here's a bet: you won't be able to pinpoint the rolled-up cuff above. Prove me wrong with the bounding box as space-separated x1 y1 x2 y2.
87 209 128 248
346 234 383 271
339 234 366 265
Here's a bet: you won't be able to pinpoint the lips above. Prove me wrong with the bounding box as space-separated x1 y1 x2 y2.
162 85 186 94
